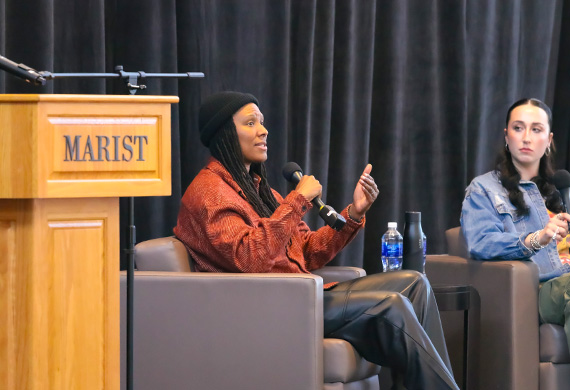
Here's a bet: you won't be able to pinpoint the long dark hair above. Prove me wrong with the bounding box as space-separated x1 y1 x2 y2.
496 98 563 216
209 119 280 218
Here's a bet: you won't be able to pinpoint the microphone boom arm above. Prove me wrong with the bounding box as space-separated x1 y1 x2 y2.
0 54 205 94
40 65 205 94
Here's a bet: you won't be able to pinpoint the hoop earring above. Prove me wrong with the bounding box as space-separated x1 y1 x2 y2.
545 146 551 156
505 142 509 152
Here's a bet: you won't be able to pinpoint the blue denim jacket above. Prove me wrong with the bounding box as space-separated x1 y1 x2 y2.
460 171 570 282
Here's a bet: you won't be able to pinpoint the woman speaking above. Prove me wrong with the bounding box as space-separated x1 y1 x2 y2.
174 91 458 390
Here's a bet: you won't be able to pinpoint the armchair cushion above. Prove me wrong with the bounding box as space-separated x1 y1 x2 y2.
323 338 381 383
540 324 570 363
445 227 469 258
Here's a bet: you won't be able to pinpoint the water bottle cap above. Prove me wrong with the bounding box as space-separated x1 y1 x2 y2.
387 222 397 228
405 211 421 222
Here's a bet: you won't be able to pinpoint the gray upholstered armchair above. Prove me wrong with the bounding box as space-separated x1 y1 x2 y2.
425 227 570 390
120 236 382 390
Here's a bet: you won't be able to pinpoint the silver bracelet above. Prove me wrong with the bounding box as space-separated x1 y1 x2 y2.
529 230 547 251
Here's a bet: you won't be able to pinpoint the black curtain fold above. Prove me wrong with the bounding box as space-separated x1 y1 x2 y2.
552 0 570 170
1 0 569 274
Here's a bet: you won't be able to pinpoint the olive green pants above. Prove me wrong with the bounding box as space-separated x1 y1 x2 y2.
538 272 570 352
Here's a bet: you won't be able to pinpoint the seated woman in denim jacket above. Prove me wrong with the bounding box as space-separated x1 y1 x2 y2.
461 98 570 351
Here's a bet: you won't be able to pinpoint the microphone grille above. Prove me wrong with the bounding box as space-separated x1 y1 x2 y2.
282 162 303 181
553 170 570 189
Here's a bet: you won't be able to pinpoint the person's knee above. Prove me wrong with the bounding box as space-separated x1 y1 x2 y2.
398 269 424 282
374 269 424 285
379 291 410 312
366 292 416 327
397 269 430 291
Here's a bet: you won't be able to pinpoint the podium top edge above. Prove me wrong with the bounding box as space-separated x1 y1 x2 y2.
0 94 180 103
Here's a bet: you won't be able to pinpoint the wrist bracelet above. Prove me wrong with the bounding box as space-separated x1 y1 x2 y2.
347 204 363 222
530 230 547 251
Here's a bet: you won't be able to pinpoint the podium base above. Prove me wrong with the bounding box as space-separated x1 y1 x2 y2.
0 197 119 390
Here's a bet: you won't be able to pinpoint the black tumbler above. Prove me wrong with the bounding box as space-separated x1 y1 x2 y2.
402 211 425 273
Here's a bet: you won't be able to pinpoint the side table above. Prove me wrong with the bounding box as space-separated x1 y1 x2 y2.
432 284 480 390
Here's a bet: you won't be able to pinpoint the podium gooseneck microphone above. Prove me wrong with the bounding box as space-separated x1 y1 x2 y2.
553 169 570 212
282 162 346 231
0 55 47 85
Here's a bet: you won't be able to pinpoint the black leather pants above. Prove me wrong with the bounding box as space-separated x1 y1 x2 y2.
324 270 459 390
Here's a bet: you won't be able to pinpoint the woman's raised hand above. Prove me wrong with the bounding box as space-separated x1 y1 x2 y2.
350 164 379 220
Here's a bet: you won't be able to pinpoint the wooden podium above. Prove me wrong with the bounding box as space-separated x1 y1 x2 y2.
0 94 178 390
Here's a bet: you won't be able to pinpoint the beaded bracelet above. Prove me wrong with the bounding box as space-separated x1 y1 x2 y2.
529 230 547 251
347 204 363 222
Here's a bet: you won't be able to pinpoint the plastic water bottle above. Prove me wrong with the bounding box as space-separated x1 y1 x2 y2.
381 222 403 272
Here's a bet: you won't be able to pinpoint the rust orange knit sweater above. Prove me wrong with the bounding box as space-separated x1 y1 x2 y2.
174 158 364 287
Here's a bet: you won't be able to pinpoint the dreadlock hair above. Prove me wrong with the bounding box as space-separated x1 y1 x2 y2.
496 98 564 217
209 119 280 218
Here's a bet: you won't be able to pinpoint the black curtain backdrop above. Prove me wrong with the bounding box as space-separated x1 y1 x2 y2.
1 0 569 274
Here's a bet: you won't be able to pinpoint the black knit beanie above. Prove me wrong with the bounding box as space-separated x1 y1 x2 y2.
199 91 259 147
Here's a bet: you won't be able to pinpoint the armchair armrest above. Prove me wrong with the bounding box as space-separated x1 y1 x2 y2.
120 271 324 390
426 254 540 390
134 236 192 272
312 266 366 284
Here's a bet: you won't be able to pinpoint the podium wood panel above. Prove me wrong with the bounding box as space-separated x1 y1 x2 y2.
0 198 119 390
0 94 177 198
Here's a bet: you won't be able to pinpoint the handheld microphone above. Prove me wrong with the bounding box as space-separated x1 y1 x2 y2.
282 162 346 231
553 169 570 213
0 55 46 86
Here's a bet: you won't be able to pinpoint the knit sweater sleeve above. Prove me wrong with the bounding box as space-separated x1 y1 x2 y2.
297 205 365 270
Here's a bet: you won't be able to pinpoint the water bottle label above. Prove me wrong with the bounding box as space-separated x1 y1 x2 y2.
382 242 402 257
382 241 403 272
